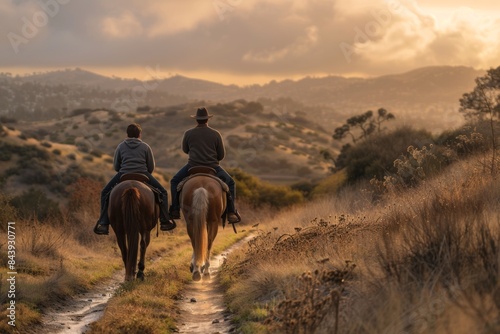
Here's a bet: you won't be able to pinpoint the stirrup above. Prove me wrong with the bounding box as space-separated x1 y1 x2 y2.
93 222 109 235
160 219 176 231
228 211 241 224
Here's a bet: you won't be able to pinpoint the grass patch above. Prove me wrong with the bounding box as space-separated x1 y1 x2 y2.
0 217 120 333
220 151 500 333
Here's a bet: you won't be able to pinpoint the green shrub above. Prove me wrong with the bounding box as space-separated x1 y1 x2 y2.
311 170 347 197
0 193 17 230
336 126 434 183
0 150 12 161
11 189 61 221
64 135 76 145
90 150 103 158
229 168 303 208
88 117 100 124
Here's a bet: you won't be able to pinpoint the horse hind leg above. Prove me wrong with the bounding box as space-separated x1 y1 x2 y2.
136 232 150 281
115 233 129 280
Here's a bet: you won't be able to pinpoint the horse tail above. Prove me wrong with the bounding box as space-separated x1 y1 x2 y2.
122 187 141 280
192 187 209 268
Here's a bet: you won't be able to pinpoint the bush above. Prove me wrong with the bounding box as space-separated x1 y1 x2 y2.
88 117 100 124
311 170 347 198
11 189 61 221
90 150 103 158
336 126 434 183
229 168 303 208
0 193 17 231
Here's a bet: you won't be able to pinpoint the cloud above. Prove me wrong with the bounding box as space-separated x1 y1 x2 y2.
242 26 318 63
101 11 144 39
0 0 499 82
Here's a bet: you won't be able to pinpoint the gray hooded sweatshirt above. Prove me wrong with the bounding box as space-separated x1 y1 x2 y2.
113 138 155 174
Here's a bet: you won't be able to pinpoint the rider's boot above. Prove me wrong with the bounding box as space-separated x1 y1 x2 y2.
94 193 110 235
226 194 241 224
160 197 176 231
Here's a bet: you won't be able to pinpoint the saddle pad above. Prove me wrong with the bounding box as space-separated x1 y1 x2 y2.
177 173 229 193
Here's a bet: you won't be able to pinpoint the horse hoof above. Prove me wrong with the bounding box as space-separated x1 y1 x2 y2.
137 271 144 281
192 271 201 281
203 272 211 280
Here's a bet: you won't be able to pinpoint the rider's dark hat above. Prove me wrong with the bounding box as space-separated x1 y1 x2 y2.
191 107 213 120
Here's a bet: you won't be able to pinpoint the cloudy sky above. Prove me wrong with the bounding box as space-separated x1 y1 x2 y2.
1 0 499 85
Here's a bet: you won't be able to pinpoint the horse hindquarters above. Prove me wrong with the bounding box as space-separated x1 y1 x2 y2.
191 187 209 281
122 188 141 281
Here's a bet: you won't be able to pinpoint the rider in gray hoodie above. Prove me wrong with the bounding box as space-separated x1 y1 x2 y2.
94 123 176 235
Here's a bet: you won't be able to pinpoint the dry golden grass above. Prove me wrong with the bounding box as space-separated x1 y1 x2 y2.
220 151 500 333
0 215 121 334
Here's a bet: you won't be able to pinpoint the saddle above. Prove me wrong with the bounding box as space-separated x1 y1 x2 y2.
177 167 235 231
119 173 163 204
120 173 150 183
176 167 229 193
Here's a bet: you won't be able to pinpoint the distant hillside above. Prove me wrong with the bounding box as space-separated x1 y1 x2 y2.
9 100 334 184
12 68 143 90
0 65 484 133
6 65 482 105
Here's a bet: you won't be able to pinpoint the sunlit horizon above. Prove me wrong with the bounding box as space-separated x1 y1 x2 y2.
1 0 498 86
0 64 488 87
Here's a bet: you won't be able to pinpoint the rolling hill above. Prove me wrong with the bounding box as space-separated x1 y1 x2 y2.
1 65 483 134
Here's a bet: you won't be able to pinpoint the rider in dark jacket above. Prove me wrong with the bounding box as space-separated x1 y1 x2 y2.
169 107 241 224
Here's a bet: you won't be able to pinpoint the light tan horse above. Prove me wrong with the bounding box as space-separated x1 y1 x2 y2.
180 176 226 281
109 180 158 281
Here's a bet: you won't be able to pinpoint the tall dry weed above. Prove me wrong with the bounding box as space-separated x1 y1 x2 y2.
18 219 68 259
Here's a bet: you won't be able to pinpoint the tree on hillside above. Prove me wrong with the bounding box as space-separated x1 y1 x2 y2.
333 108 395 143
459 66 500 174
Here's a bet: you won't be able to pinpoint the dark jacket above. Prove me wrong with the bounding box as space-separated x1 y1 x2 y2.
182 124 225 168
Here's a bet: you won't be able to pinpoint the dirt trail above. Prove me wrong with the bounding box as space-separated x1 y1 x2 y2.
41 269 124 334
39 237 249 333
176 237 250 333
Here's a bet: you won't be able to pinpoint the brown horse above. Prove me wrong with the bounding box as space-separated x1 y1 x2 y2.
180 176 226 281
108 180 158 281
